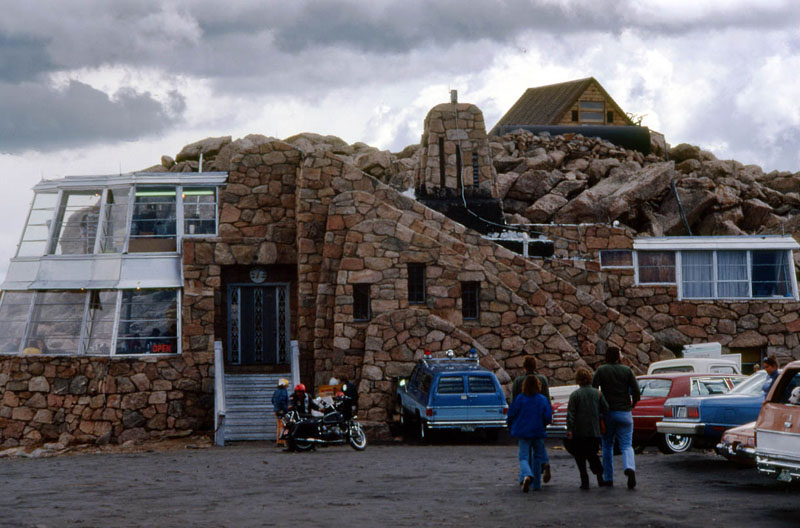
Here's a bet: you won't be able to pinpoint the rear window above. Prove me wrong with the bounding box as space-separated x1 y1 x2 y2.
710 365 736 374
691 378 732 396
468 375 496 393
437 376 465 394
638 378 672 398
652 366 693 374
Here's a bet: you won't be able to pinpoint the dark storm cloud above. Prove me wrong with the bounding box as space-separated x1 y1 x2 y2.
0 33 53 82
0 81 184 153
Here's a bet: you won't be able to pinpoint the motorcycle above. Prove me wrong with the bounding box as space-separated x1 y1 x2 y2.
281 394 367 452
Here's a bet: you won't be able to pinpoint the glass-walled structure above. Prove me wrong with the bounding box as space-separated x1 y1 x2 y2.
0 173 226 356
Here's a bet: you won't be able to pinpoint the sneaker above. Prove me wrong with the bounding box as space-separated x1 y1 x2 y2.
598 478 613 487
542 464 551 483
521 476 532 493
625 469 636 489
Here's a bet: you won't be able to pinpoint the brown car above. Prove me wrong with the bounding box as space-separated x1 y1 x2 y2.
755 360 800 482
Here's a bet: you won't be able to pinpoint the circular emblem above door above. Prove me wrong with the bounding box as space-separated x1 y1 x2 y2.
249 267 267 284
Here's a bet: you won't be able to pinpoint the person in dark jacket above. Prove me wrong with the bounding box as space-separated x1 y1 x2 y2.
271 378 290 447
761 355 780 396
507 375 552 492
511 356 552 482
593 346 641 489
289 383 318 417
567 367 608 489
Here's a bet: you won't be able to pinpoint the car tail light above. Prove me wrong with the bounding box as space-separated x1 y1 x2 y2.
688 407 699 419
502 407 508 415
663 406 673 418
426 408 433 417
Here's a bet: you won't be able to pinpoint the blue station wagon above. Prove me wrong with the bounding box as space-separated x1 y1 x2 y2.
397 350 508 440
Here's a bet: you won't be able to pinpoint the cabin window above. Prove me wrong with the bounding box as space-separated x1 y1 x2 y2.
85 290 118 355
17 192 58 257
407 264 426 304
571 110 578 122
129 187 177 253
681 251 714 298
49 191 103 255
183 187 217 236
716 251 749 298
0 291 34 353
752 250 792 298
461 281 480 320
353 283 371 321
579 101 605 123
637 251 676 284
607 111 614 124
600 250 633 268
116 289 179 355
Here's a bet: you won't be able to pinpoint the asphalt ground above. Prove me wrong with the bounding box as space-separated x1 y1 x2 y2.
1 437 798 527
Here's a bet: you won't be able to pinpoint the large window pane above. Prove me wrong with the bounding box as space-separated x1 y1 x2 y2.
717 251 748 298
27 291 86 354
50 191 102 255
100 188 130 253
682 251 713 298
129 187 177 253
182 187 217 235
637 251 676 283
85 290 118 355
0 291 34 353
116 289 178 354
752 250 791 297
18 192 58 257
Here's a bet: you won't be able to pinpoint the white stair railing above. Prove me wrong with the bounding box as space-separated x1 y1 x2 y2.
213 341 227 446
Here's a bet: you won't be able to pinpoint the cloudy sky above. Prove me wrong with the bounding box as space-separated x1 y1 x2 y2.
0 0 798 282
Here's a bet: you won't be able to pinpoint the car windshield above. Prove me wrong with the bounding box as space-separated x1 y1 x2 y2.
729 370 768 396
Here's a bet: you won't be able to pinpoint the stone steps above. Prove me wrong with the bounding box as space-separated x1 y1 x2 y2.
221 373 285 442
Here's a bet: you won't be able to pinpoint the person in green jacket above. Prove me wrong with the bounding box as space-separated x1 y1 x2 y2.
511 356 552 482
567 367 608 489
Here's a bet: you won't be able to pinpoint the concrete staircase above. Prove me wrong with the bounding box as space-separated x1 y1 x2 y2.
222 373 285 442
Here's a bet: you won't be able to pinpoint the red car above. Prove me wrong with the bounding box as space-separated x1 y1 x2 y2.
547 373 746 454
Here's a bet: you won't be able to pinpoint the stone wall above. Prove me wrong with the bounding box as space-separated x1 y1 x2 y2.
0 355 212 448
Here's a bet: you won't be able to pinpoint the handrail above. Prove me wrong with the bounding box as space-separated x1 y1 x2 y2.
213 341 227 446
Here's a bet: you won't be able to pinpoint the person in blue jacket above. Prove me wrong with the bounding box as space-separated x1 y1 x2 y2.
271 379 290 447
507 375 553 492
761 356 780 396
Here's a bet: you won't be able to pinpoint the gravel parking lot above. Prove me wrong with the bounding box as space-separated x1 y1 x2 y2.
1 439 798 527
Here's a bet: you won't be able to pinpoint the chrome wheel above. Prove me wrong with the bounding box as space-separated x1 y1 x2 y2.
659 433 693 454
349 423 367 451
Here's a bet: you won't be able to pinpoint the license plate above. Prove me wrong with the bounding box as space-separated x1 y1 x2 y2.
675 407 687 418
460 425 476 432
778 469 793 482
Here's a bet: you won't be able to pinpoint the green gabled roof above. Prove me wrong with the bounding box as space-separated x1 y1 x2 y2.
492 77 634 131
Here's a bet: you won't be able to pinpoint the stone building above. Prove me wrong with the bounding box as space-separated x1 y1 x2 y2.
1 97 794 448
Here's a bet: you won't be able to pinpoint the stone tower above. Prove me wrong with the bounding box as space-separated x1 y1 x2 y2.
415 99 504 233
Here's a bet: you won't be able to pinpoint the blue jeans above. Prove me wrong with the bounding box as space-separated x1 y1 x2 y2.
601 410 635 483
518 438 546 489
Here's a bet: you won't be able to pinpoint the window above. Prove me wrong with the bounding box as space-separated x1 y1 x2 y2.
27 291 86 354
752 250 791 298
691 378 732 396
49 191 102 255
571 110 578 122
637 251 676 283
99 188 130 253
468 375 496 393
456 147 463 191
17 192 58 257
579 101 605 123
183 187 217 235
461 281 480 320
638 378 672 398
717 251 748 298
607 111 614 124
0 291 34 353
682 251 713 298
437 376 465 394
419 372 433 394
600 250 633 268
438 137 446 188
116 289 178 354
472 153 479 187
408 264 426 304
85 290 117 355
353 283 371 321
129 187 177 253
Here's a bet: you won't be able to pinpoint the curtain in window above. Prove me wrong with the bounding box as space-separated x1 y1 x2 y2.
637 251 675 283
717 251 748 298
682 251 713 298
752 250 791 297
